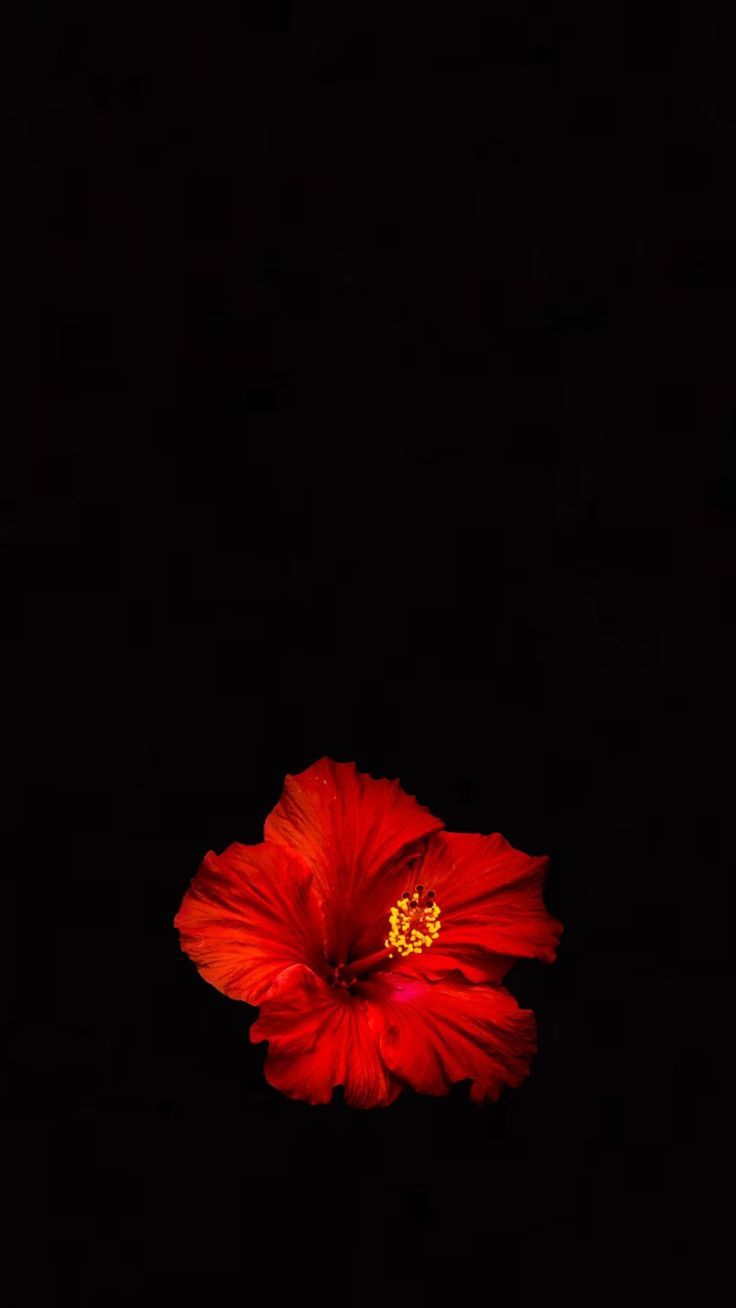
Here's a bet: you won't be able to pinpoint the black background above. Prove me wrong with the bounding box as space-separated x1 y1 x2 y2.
5 4 734 1300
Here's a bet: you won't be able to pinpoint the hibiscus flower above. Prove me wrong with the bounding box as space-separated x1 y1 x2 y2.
174 758 562 1108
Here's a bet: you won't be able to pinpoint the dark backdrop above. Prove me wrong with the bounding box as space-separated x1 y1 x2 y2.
5 5 733 1301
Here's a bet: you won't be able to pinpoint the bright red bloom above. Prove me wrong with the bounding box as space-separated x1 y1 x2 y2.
174 758 562 1107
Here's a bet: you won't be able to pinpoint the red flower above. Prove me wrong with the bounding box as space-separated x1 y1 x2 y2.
174 758 562 1107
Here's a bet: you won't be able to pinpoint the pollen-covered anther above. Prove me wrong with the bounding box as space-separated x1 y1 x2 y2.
385 885 441 958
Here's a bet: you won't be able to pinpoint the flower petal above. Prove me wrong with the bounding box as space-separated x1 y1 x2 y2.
174 842 326 1004
395 831 563 983
264 758 443 960
250 964 402 1107
363 971 537 1103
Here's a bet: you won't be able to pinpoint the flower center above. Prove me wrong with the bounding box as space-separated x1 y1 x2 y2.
384 885 441 958
336 885 442 982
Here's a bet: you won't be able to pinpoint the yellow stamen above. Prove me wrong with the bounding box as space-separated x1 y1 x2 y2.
385 888 441 958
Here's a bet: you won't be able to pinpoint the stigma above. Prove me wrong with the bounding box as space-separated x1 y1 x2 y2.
384 885 441 958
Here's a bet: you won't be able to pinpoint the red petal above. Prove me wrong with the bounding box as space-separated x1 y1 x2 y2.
363 971 537 1103
174 842 326 1004
250 964 403 1107
395 831 563 983
264 758 443 960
